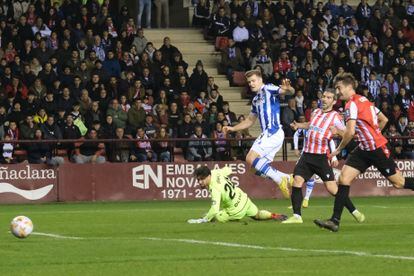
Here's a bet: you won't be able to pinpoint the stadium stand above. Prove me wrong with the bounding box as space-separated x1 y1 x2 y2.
0 0 413 164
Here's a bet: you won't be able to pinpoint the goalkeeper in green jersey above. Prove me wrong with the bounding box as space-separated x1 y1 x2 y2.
187 166 287 224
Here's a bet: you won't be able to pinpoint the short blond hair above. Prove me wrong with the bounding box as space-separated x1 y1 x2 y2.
245 69 262 79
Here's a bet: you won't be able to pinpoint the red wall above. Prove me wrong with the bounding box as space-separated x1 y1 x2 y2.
0 161 413 204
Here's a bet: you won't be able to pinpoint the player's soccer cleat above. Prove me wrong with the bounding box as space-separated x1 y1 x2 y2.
352 210 365 223
281 215 303 224
278 176 291 199
271 213 288 221
313 219 339 232
302 199 309 208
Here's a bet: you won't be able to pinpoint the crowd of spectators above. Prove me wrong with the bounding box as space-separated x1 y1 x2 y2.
0 0 253 165
1 0 414 165
193 0 414 158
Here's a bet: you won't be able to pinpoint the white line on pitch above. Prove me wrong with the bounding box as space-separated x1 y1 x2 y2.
141 237 414 261
32 232 84 240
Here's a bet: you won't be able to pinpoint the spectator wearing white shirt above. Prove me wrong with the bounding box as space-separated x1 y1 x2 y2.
232 19 249 49
31 17 51 38
345 28 362 48
366 71 382 98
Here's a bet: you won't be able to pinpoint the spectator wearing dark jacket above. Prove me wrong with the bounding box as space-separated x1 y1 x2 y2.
159 37 181 64
41 116 62 140
73 129 106 164
189 60 209 99
26 129 64 165
222 101 237 126
102 50 121 78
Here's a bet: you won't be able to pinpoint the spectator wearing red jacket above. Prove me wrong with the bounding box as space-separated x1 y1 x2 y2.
408 101 414 122
273 51 292 76
5 76 28 100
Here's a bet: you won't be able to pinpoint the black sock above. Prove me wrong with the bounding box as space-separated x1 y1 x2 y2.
344 197 356 214
291 187 303 216
331 185 350 225
404 178 414 190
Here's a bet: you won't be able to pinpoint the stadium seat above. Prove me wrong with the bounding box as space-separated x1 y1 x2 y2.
232 71 247 87
215 36 229 51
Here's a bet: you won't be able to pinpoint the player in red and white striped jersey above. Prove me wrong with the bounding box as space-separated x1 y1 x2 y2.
282 89 364 224
303 108 344 154
315 73 414 232
344 94 388 151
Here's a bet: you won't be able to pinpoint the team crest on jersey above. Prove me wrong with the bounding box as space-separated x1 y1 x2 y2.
255 95 264 104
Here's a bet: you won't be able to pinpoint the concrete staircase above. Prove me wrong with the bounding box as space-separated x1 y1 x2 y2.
145 28 295 160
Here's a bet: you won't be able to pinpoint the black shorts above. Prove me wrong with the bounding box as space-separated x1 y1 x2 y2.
294 153 335 182
345 145 397 177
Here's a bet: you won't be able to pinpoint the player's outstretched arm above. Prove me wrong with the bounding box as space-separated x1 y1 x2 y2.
188 189 221 224
279 79 295 95
293 129 302 157
290 121 310 130
377 111 388 131
223 114 257 134
328 139 339 167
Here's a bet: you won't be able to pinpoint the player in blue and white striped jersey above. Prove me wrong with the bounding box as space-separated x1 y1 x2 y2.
223 69 295 198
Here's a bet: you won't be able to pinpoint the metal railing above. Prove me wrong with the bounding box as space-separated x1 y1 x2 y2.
1 136 413 162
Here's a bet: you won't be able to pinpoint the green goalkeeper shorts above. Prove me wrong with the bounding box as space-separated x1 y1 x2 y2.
215 199 259 223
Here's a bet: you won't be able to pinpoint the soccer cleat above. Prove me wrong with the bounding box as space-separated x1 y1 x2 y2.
281 215 303 224
271 213 288 221
352 210 365 223
302 199 309 208
313 219 339 232
278 176 291 199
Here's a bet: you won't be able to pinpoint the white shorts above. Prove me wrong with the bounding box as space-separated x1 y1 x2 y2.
251 128 284 161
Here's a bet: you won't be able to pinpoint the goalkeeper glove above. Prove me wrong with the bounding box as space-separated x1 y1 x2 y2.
187 218 209 224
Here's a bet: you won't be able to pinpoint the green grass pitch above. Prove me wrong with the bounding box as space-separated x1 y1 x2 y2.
0 197 413 275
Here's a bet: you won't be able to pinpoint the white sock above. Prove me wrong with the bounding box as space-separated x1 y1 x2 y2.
252 157 288 184
304 179 315 200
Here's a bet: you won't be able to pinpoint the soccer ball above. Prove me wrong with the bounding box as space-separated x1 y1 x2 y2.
10 216 33 239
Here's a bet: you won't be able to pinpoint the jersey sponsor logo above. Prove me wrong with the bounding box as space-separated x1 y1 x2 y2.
308 125 324 133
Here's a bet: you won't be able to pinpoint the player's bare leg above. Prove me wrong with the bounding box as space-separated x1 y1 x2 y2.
314 165 361 232
246 150 292 198
387 171 407 189
386 170 414 190
282 175 305 224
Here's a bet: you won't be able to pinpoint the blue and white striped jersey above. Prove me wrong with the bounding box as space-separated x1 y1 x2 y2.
293 128 308 152
250 84 282 134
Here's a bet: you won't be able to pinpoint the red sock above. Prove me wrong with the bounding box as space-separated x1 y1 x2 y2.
271 213 279 219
